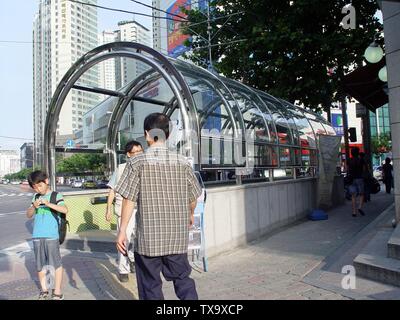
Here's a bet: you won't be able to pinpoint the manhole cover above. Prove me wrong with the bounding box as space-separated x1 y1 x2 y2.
0 279 39 300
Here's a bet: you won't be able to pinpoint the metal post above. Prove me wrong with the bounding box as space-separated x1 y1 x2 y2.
118 131 121 151
207 0 213 71
362 109 372 170
341 95 350 162
269 169 274 182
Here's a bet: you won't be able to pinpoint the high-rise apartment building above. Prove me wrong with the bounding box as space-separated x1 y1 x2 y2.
98 20 151 90
115 20 151 87
33 0 98 165
98 31 117 91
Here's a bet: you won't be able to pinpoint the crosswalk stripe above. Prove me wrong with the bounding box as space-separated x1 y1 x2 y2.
0 211 26 217
0 193 33 197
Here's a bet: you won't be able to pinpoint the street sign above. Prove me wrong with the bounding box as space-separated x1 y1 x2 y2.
356 103 367 118
66 139 75 148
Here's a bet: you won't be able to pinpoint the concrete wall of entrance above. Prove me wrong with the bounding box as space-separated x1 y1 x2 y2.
204 178 318 257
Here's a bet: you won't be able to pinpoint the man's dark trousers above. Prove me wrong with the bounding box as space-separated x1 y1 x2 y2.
134 252 198 300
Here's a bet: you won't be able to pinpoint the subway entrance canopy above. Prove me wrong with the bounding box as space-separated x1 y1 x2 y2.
44 42 337 188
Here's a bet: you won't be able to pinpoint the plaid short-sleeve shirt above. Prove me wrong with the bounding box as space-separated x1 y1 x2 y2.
115 145 202 257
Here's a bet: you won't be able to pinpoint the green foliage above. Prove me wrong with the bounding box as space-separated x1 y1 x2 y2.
182 0 381 112
4 167 38 181
371 132 392 155
56 153 106 174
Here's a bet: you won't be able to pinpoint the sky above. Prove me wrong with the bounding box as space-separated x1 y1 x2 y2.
0 0 152 151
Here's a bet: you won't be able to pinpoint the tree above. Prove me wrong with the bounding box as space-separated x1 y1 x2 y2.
56 153 106 175
371 132 392 156
182 0 381 113
4 167 37 181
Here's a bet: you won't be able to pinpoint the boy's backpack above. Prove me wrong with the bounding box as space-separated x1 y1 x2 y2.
34 191 69 244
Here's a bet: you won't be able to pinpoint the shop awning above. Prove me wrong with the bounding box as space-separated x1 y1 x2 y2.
342 58 388 113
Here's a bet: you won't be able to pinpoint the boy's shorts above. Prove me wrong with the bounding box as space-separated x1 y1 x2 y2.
33 238 62 272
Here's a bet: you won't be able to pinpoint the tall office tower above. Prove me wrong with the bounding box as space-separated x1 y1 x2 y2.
33 0 98 166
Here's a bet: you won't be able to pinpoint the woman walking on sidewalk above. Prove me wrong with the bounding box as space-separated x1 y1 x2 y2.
347 147 367 217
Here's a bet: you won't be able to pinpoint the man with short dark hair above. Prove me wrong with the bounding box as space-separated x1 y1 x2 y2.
115 113 202 300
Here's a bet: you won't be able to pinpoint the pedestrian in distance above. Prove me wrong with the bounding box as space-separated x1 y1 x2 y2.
115 113 202 300
26 170 68 300
106 140 143 283
382 157 394 194
360 152 372 202
346 147 367 217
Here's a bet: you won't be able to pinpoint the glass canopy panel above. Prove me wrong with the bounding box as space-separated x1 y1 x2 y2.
322 123 337 136
180 73 236 136
276 100 300 146
114 57 153 92
286 107 316 149
308 119 328 138
220 78 278 144
55 89 120 150
173 66 245 167
226 86 270 143
250 145 278 167
259 96 295 145
118 76 178 149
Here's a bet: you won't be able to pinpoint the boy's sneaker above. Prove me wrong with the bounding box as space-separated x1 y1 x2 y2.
51 292 65 300
38 291 49 300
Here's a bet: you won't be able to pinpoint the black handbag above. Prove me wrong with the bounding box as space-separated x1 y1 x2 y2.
369 178 381 194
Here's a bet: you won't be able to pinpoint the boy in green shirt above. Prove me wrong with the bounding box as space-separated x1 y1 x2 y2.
27 170 68 300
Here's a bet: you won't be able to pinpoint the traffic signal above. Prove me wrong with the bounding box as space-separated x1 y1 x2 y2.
348 127 357 142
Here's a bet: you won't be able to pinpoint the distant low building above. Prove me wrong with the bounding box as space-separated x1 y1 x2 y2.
20 143 34 169
0 150 21 178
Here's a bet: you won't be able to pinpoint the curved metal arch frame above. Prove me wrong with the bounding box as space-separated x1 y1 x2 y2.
107 73 165 173
44 42 199 188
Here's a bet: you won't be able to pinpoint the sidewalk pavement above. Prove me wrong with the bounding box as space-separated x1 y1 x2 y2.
0 189 398 300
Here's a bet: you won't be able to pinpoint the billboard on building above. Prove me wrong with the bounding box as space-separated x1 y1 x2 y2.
167 0 191 58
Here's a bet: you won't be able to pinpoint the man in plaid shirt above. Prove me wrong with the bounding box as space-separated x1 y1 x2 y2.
115 113 202 300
